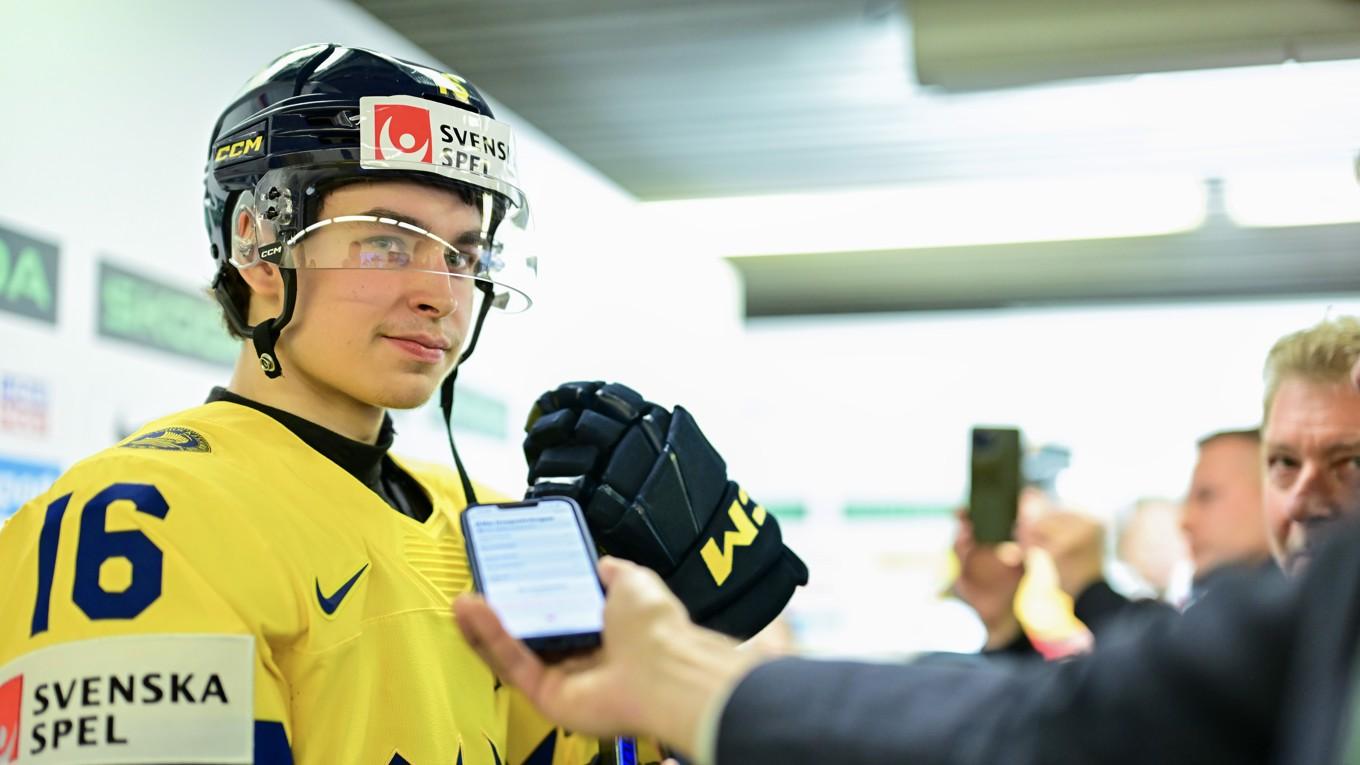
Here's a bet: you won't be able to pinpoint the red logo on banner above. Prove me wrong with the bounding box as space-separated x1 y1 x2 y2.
0 375 48 436
374 104 433 163
0 675 22 762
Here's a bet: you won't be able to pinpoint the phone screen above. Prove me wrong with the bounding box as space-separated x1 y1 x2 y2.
462 498 604 650
969 427 1022 544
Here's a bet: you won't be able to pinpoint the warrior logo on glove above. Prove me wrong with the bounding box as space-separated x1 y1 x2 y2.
523 382 808 640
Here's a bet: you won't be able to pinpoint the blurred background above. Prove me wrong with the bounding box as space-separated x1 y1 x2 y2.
3 0 1360 658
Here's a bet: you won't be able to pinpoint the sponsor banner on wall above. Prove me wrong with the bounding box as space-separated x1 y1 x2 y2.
0 221 60 324
0 454 60 521
433 386 508 440
97 262 237 367
0 372 50 437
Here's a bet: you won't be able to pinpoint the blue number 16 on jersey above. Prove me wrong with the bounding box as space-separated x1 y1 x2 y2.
31 483 169 636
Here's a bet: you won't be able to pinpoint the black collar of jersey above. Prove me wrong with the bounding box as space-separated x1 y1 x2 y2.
205 387 432 522
208 386 394 481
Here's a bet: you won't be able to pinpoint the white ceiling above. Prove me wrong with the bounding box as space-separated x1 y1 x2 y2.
351 0 1360 198
348 0 1360 312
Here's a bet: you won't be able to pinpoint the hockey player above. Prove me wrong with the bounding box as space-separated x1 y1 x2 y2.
0 44 804 764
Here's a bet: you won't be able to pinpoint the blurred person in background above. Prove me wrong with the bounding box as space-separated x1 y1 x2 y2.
1260 317 1360 576
1028 427 1271 639
953 487 1103 659
1180 429 1272 588
953 496 1176 654
1115 497 1190 599
940 318 1360 660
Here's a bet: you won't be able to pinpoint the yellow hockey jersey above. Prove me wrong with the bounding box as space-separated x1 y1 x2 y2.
0 401 610 764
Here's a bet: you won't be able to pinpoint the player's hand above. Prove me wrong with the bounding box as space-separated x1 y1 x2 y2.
1020 509 1107 599
522 381 807 639
454 557 758 758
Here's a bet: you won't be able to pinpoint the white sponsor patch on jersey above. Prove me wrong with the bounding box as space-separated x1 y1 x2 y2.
359 95 516 193
0 634 253 764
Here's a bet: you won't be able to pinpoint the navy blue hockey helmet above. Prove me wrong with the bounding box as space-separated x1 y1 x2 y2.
204 43 533 377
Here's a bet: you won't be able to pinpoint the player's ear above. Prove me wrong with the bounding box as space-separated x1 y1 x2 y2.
235 252 284 323
235 256 282 299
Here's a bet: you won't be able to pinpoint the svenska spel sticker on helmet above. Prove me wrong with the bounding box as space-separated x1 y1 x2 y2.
358 95 520 203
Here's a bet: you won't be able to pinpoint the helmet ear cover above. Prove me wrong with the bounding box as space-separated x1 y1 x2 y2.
229 190 262 268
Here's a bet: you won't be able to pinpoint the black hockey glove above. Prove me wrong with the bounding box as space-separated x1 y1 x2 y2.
523 381 808 639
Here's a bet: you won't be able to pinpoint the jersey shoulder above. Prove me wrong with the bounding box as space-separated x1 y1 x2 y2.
39 400 299 484
110 399 300 464
3 401 297 536
3 401 270 528
0 402 305 653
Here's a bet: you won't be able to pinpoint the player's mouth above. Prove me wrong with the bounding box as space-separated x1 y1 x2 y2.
383 333 451 364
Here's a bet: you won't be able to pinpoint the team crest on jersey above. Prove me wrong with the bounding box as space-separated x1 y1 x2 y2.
121 427 212 453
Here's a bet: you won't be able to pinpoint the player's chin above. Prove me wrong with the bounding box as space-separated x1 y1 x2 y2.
374 369 447 410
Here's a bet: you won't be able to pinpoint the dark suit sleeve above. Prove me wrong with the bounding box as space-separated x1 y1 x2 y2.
1073 579 1177 643
716 566 1296 765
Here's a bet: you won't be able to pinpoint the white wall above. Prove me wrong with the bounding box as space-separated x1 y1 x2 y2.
0 0 742 499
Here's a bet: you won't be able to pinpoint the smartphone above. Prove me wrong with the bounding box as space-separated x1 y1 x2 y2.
461 497 605 656
968 427 1022 544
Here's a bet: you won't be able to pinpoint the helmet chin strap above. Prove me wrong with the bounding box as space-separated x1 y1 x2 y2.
250 267 298 379
440 280 495 507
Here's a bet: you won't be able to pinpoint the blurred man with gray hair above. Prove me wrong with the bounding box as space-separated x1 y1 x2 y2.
1260 315 1360 575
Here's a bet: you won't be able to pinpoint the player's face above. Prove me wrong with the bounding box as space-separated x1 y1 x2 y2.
1262 376 1360 575
281 181 480 410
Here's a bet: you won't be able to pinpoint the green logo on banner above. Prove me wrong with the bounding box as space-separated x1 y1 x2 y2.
0 222 60 324
98 262 237 366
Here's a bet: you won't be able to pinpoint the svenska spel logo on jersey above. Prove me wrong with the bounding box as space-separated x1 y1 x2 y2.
0 635 254 762
373 103 434 163
0 675 21 762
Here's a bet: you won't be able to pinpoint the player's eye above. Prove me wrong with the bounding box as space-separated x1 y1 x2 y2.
358 236 411 267
444 248 478 276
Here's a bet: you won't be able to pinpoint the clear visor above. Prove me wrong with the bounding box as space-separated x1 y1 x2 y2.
261 195 533 313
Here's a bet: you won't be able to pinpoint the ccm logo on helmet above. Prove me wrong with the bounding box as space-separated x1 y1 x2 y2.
212 134 264 165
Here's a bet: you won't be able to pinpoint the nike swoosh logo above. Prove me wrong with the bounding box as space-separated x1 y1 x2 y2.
315 564 369 615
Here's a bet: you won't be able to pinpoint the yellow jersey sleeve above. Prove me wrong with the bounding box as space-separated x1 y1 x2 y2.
0 449 300 763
